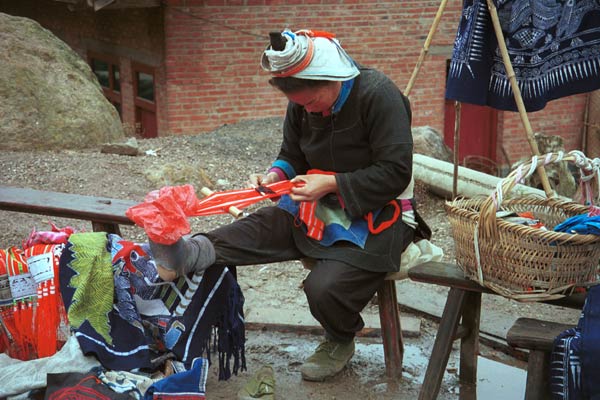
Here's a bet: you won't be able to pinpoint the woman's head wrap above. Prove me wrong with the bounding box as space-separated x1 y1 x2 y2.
261 29 360 81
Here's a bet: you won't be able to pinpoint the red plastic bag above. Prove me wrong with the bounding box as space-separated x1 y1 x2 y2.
126 185 195 245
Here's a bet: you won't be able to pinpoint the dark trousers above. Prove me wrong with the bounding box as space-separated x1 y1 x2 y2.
204 206 387 342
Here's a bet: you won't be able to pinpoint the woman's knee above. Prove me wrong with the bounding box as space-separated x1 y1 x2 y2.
303 270 336 304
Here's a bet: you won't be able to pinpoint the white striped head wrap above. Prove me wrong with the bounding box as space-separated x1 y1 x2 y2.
261 29 360 81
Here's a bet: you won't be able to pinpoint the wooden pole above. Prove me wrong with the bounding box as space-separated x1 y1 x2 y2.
485 0 553 197
453 101 462 199
404 0 449 96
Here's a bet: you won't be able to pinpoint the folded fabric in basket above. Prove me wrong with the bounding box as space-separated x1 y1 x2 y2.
554 215 600 235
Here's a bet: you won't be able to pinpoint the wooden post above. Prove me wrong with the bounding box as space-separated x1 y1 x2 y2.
377 280 403 380
485 0 553 197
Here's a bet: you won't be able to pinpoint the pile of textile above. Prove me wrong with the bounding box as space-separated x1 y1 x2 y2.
0 225 245 399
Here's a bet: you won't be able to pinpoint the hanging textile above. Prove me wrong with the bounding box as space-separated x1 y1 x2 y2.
446 0 600 112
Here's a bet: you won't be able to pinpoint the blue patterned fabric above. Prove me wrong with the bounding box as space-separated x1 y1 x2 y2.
551 327 583 399
59 232 245 379
551 284 600 399
143 357 208 400
446 0 600 112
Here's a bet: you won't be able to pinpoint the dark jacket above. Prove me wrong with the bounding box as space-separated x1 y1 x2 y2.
276 67 430 272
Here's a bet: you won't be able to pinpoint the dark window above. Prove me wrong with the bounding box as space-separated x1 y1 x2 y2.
88 53 122 120
136 71 154 102
113 65 120 92
132 63 157 138
92 59 110 88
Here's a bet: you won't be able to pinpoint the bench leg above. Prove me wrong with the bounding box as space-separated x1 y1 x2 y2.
92 221 122 235
525 350 550 400
378 280 403 380
418 287 467 400
459 291 481 397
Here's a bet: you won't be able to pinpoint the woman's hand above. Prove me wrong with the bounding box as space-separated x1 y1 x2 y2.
290 174 337 202
248 171 281 187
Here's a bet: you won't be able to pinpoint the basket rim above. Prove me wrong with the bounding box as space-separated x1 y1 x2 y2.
445 197 600 244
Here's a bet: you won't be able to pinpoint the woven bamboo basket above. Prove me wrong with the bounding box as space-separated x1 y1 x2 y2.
446 151 600 301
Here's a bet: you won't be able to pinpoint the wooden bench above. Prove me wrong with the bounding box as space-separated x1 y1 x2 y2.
0 185 137 235
507 318 575 400
0 185 405 379
408 261 585 400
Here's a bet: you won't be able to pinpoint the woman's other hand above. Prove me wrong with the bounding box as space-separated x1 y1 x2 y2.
249 171 281 187
290 174 337 202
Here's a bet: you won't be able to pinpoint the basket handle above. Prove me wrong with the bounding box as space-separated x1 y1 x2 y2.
478 151 599 240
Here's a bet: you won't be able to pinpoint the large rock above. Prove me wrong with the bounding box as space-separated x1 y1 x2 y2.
412 126 453 162
0 13 124 150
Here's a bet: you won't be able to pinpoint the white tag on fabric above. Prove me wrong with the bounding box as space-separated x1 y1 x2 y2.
134 295 170 316
27 253 55 283
8 272 37 300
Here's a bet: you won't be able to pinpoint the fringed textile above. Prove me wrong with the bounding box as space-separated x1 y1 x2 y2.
446 0 600 112
58 232 245 378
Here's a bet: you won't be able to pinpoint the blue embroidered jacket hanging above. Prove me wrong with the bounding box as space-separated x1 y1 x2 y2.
446 0 600 112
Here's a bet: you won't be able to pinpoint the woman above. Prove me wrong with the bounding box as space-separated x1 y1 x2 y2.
148 29 430 383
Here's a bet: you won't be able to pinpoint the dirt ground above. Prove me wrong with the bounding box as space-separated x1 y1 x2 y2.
0 117 574 399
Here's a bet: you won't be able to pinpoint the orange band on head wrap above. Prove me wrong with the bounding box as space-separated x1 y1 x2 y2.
295 29 336 39
270 36 315 78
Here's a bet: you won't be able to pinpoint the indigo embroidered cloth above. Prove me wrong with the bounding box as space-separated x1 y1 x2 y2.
446 0 600 112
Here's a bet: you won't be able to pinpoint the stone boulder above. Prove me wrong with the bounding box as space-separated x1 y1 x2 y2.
0 13 124 151
412 126 453 162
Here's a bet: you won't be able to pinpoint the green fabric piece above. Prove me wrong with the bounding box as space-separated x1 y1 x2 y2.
66 232 114 345
315 202 352 230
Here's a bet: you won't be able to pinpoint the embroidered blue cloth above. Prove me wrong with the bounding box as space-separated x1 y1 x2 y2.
550 284 600 399
58 232 245 379
446 0 600 112
143 357 208 400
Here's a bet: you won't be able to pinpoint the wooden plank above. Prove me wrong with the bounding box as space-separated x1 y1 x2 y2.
507 318 573 352
408 261 495 293
244 306 421 338
0 186 137 225
409 262 586 309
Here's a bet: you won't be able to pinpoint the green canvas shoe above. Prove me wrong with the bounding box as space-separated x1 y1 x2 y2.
300 339 355 382
237 365 275 400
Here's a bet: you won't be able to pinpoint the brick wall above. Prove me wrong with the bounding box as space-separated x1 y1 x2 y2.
162 0 462 135
501 95 587 163
1 0 589 168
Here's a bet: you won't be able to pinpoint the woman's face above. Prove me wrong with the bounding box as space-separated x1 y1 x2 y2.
285 82 342 115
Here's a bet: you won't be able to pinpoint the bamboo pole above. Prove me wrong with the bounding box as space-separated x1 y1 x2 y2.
485 0 553 197
453 101 462 199
404 0 449 96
